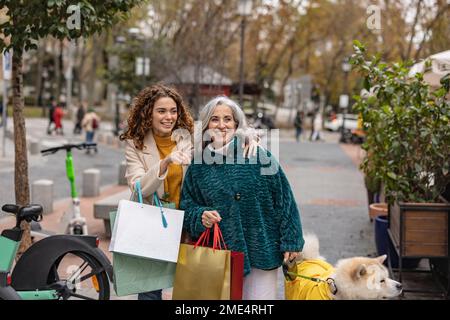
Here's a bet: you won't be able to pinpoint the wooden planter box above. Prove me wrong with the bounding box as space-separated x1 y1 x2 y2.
388 202 450 257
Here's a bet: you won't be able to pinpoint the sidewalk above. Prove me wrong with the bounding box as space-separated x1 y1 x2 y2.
278 128 340 143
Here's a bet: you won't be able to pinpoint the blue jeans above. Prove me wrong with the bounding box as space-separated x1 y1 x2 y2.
138 289 162 300
86 131 95 143
295 128 302 141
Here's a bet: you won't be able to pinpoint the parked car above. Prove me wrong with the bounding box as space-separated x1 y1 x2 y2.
324 113 359 132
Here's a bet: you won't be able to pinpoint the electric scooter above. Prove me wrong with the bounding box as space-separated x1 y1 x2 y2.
36 142 98 236
0 204 112 300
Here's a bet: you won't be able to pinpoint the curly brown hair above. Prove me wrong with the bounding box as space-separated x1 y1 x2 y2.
119 84 194 151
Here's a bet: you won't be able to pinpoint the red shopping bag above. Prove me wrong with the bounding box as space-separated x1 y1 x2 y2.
213 225 244 300
230 251 244 300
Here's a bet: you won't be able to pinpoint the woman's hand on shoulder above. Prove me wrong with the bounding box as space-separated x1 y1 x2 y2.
244 137 260 158
237 128 260 158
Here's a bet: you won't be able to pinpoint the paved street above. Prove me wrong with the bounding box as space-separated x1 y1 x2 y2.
1 120 377 300
278 137 374 263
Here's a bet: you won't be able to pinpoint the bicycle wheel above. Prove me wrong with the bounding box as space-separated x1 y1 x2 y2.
47 251 110 300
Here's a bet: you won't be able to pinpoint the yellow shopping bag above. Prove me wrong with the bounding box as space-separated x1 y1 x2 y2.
172 224 231 300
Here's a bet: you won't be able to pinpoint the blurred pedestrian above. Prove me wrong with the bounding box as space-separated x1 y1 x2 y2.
309 112 315 141
81 107 100 154
46 98 57 135
73 102 86 135
310 112 323 142
294 111 304 142
53 102 65 135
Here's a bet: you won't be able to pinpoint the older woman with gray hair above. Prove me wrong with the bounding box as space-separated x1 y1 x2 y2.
180 96 304 300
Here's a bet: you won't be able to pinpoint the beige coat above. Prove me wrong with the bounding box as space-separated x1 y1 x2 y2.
124 129 192 203
81 112 100 132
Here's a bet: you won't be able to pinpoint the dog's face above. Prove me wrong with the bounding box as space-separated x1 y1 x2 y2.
334 255 402 299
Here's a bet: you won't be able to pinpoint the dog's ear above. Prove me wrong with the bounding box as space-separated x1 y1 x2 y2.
376 255 387 264
355 264 367 279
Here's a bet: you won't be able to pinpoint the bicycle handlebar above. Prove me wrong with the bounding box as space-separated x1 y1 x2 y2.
41 143 97 156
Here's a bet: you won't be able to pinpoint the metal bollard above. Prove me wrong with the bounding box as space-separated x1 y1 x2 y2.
97 133 104 143
82 168 101 197
118 160 127 185
106 134 114 146
29 139 41 155
31 179 54 214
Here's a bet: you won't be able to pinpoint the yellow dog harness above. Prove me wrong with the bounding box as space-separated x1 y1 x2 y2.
284 259 336 300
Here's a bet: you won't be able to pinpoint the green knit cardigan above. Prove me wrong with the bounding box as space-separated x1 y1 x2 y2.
180 137 304 276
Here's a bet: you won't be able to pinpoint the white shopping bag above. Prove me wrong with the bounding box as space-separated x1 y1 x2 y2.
109 183 185 263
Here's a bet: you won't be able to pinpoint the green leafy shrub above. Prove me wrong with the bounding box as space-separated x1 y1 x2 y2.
351 40 450 204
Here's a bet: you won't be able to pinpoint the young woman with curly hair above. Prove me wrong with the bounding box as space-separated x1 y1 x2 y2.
120 84 194 207
119 84 194 300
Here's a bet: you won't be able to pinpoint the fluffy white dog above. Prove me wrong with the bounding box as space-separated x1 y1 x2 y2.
284 234 403 300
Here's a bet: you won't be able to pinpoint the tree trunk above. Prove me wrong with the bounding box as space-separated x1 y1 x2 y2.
12 50 32 254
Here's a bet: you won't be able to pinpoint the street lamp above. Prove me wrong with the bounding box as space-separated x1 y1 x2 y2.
237 0 252 106
339 57 351 143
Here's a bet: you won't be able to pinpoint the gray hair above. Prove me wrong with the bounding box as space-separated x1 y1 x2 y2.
199 95 248 133
194 96 249 152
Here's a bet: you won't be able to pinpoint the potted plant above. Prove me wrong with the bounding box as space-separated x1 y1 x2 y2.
350 41 450 263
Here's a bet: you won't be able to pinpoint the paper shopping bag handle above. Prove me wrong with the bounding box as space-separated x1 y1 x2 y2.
194 223 227 251
134 180 168 228
135 180 143 204
153 193 168 228
213 223 227 250
194 228 210 248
